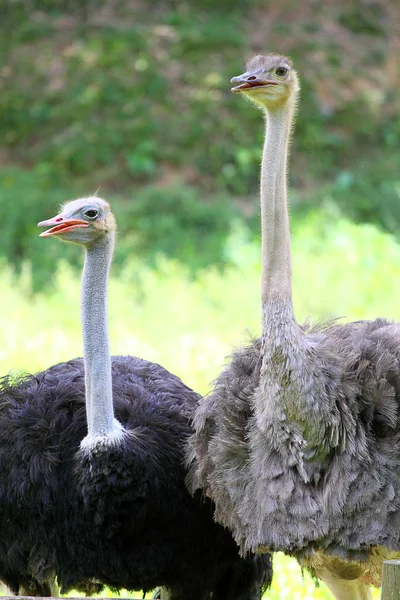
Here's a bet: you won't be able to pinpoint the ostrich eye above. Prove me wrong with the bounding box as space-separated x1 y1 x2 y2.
275 67 288 77
84 209 99 219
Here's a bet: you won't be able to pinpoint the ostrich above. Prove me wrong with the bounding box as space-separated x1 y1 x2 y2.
187 53 400 600
0 197 272 599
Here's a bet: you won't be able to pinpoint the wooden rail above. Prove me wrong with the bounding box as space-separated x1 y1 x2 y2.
382 560 400 600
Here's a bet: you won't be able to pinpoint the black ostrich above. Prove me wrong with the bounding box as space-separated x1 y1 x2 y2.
188 53 400 600
0 197 272 599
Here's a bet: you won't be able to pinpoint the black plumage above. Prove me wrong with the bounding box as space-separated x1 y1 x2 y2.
0 355 272 599
0 196 272 599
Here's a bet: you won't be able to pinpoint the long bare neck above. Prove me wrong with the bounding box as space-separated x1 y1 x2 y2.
258 98 342 469
81 232 121 440
259 99 304 354
260 102 295 311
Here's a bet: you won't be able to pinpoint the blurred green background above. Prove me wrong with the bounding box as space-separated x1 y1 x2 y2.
2 0 400 288
0 0 398 597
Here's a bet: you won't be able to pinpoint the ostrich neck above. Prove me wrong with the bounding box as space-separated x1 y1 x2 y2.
260 102 300 356
259 103 314 443
81 232 119 439
258 101 339 468
260 103 294 310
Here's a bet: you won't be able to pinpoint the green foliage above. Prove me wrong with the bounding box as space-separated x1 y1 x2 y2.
338 3 385 35
2 0 398 216
0 167 239 288
3 160 400 291
299 149 400 237
1 0 399 294
113 184 238 272
3 205 400 386
0 167 82 290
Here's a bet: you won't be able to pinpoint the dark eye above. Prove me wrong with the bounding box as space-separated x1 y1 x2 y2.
275 67 288 77
85 209 98 219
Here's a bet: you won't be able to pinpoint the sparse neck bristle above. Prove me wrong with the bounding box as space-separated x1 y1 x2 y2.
260 97 296 313
80 230 121 440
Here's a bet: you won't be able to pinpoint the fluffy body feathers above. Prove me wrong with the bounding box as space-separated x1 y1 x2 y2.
188 317 400 587
0 355 271 598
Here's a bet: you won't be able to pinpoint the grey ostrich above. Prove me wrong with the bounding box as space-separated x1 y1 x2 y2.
0 197 272 598
188 53 400 600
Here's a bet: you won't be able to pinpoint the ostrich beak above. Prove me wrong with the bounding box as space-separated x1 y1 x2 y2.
38 213 89 237
230 74 278 93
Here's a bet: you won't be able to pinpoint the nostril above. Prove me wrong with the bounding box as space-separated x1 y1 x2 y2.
55 217 63 222
247 76 257 81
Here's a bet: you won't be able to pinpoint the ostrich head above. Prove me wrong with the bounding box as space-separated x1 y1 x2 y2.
37 197 116 246
230 53 299 109
38 195 122 444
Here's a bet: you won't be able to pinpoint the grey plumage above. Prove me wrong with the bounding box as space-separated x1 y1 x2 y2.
187 53 400 599
189 319 400 555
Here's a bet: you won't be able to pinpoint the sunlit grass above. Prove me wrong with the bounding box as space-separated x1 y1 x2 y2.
61 553 378 599
0 554 379 599
0 208 394 598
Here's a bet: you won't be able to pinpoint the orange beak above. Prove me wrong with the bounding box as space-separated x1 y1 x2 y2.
37 213 89 237
230 75 278 93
